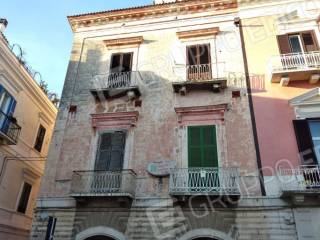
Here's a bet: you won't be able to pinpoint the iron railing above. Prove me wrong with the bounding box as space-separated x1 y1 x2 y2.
92 71 141 90
277 165 320 192
173 63 226 82
70 169 136 197
0 110 21 145
169 167 240 195
270 51 320 72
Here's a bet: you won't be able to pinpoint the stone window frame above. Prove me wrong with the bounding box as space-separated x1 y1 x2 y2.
14 168 40 216
174 104 228 169
178 228 233 240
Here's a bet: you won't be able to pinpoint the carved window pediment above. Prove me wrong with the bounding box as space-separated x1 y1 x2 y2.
91 111 139 130
174 104 227 125
177 27 219 40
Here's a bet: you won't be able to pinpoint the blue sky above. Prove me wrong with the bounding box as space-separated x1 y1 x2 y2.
1 0 152 96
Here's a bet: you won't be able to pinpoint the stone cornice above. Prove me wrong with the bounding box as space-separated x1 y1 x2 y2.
104 36 144 48
91 111 139 130
68 0 237 32
175 104 228 125
177 27 220 39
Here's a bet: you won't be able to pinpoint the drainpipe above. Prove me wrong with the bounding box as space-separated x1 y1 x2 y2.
234 17 266 196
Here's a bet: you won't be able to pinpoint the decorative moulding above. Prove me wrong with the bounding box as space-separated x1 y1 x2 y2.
38 112 54 126
289 88 320 106
104 36 143 48
177 27 220 40
23 167 42 184
174 104 228 125
91 111 139 130
67 1 237 31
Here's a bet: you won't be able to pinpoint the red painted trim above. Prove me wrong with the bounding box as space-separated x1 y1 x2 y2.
91 111 139 130
174 104 227 125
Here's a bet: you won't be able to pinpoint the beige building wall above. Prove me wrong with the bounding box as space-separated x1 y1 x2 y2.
0 29 57 239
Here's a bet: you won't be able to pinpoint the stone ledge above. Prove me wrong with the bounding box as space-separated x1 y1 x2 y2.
36 197 76 208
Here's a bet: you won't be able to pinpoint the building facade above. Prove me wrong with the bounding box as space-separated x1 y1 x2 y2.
0 19 57 239
31 0 320 240
240 0 320 239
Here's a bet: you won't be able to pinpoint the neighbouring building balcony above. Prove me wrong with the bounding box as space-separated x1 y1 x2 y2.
172 63 227 94
169 167 240 196
0 110 21 145
269 51 320 85
70 169 136 198
90 71 142 99
278 165 320 196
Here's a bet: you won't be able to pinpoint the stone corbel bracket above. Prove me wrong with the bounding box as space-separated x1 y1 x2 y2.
174 104 228 125
91 111 139 130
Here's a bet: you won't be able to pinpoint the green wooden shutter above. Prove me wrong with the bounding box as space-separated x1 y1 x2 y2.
188 125 218 168
202 125 218 167
188 126 202 167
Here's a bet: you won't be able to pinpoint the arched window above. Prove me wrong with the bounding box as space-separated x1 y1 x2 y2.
75 226 127 240
178 228 233 240
85 236 115 240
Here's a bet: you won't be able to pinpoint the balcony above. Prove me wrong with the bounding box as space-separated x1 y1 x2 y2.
70 170 136 198
0 111 21 145
172 63 227 94
169 167 240 196
90 71 141 100
277 165 320 197
269 51 320 85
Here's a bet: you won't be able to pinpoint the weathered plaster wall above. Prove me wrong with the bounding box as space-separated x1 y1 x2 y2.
39 13 260 199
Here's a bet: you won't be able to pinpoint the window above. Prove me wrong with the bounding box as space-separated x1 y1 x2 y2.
288 35 304 53
110 52 133 73
188 125 218 168
188 125 219 191
293 119 320 165
277 31 319 54
17 182 32 214
34 125 46 152
186 44 212 80
108 53 133 88
95 131 126 171
0 85 16 134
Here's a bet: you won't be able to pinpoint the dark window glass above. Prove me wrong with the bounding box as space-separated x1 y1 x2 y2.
34 125 46 152
110 54 121 72
187 46 198 65
17 182 32 214
199 45 210 64
289 35 303 53
122 53 132 72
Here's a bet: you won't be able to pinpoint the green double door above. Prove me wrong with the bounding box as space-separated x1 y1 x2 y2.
188 125 219 191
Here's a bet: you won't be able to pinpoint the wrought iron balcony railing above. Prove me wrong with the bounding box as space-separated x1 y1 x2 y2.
270 51 320 73
277 165 320 192
92 71 142 90
169 167 240 195
70 170 136 198
0 110 21 145
173 63 227 82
